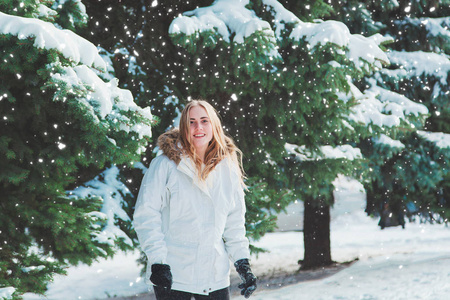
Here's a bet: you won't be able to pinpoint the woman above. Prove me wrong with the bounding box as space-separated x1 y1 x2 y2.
134 100 257 300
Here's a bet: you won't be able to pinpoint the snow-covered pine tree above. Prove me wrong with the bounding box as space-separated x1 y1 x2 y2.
329 0 450 225
0 1 153 298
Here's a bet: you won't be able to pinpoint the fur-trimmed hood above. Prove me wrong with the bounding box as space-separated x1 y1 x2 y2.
157 128 182 165
157 127 238 168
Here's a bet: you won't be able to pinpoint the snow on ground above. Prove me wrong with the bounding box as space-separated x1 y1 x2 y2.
22 251 148 299
250 211 450 300
23 178 450 300
249 252 450 300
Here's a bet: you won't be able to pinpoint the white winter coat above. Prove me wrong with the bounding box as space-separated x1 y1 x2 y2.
133 151 250 295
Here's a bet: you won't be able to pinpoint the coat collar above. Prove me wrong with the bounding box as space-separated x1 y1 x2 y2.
177 155 213 198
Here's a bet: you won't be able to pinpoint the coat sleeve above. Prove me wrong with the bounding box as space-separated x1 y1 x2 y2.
133 156 171 265
222 181 251 263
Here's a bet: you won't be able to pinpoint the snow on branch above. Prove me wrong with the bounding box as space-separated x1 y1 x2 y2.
169 0 268 41
347 90 401 128
68 166 134 248
261 0 299 37
368 84 429 117
51 64 152 140
417 131 450 149
373 134 405 149
285 143 362 161
388 50 450 85
35 3 58 20
169 0 390 70
0 11 105 70
0 287 16 300
340 78 428 129
262 0 391 70
291 21 390 70
400 17 450 45
169 0 279 57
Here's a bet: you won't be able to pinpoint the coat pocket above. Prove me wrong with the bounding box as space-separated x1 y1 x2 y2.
166 240 197 285
214 243 230 282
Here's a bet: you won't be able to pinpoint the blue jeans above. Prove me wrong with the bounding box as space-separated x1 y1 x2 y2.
153 286 230 300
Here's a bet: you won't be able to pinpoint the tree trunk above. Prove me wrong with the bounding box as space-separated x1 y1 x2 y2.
301 197 333 270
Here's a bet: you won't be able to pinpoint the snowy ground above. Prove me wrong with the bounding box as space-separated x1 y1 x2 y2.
23 178 450 300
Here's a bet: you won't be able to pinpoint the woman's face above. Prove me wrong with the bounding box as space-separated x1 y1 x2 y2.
188 105 213 155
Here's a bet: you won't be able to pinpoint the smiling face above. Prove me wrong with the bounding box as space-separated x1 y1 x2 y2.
188 105 213 159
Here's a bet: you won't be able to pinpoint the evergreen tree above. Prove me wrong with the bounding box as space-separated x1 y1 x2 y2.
0 1 153 298
329 0 450 225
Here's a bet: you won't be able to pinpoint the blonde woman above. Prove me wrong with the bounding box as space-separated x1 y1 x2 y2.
134 100 257 300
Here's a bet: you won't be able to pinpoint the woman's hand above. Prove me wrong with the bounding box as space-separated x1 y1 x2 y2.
234 259 257 298
150 264 173 291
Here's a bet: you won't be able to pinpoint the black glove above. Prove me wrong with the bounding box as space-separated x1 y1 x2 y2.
234 258 257 298
150 264 173 290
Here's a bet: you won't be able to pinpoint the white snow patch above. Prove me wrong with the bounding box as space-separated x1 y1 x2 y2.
169 0 279 58
343 79 428 128
0 287 16 299
68 166 134 248
290 21 389 70
169 0 389 70
388 50 450 86
285 143 362 161
373 134 405 149
51 65 152 139
0 11 105 69
417 131 450 149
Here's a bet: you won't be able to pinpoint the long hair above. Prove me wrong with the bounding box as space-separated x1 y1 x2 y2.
178 100 245 184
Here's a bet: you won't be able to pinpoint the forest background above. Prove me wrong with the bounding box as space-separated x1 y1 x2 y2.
1 0 449 299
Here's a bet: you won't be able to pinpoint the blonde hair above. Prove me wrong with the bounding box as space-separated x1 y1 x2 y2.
178 100 245 184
